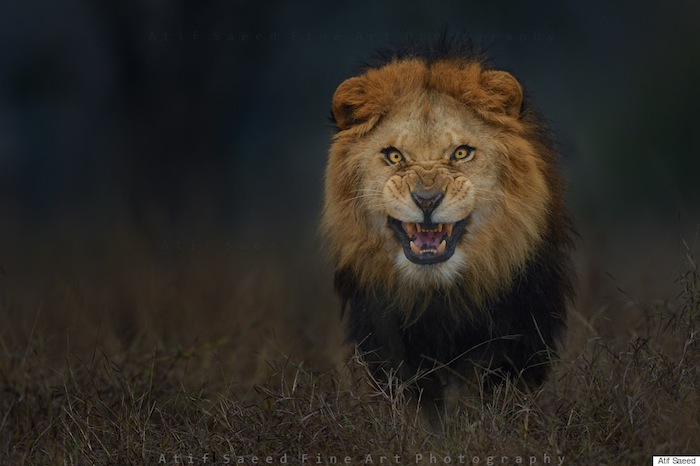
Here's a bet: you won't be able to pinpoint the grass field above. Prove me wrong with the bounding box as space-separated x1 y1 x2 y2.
1 222 698 465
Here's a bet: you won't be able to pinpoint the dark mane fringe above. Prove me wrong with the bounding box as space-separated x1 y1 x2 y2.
328 32 484 129
329 32 518 128
365 30 487 69
369 31 546 119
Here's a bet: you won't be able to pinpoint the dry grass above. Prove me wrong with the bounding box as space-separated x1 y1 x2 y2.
0 223 698 465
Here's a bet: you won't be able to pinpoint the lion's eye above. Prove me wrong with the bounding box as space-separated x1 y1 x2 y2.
452 145 475 161
383 147 404 165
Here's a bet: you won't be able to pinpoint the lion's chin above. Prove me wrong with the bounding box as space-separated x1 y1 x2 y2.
394 248 467 287
387 216 470 265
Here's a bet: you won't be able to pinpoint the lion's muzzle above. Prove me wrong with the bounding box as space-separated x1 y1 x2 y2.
384 168 472 265
410 190 444 224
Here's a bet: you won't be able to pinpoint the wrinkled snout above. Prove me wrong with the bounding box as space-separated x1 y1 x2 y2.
410 190 444 223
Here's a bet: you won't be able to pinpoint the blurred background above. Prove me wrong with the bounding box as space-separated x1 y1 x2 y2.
1 1 699 370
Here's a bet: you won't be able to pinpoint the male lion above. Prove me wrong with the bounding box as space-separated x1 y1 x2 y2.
321 38 574 425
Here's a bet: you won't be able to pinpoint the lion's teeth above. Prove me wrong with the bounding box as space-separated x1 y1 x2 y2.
404 222 415 238
437 224 443 233
416 224 423 233
446 223 454 237
437 239 446 255
410 241 420 255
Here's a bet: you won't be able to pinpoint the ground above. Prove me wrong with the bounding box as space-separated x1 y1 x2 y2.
0 222 698 465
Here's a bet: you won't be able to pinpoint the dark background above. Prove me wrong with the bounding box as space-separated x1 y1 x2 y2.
1 1 699 298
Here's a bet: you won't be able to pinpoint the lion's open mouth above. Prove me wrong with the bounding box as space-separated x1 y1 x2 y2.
388 216 469 265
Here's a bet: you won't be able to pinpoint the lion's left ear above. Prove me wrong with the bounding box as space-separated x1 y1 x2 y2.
480 70 523 117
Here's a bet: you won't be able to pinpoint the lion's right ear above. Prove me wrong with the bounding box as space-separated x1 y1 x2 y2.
332 77 365 130
332 76 369 131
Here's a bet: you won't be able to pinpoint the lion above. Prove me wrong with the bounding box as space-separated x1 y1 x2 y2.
321 38 575 426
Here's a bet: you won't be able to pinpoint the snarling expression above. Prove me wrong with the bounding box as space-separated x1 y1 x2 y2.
356 91 503 278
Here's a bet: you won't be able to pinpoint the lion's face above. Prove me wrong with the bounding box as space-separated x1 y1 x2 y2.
323 59 552 300
354 92 502 277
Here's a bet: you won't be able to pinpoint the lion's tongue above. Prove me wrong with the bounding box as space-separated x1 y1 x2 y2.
414 230 443 250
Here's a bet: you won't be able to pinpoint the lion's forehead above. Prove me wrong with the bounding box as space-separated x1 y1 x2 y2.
382 93 487 160
395 127 461 157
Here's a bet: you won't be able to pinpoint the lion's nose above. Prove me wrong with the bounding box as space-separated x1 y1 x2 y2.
411 190 444 221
